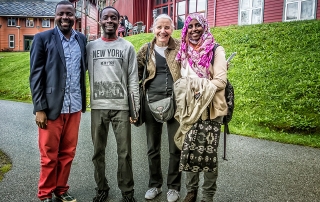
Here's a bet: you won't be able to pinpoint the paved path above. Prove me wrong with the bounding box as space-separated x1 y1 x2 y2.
0 100 319 202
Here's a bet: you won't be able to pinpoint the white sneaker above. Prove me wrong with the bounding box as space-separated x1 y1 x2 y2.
167 189 180 202
145 187 162 199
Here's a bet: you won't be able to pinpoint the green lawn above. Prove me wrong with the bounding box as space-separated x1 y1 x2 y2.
0 19 319 148
0 151 12 181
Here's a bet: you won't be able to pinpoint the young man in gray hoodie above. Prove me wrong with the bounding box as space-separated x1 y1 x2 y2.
86 6 139 202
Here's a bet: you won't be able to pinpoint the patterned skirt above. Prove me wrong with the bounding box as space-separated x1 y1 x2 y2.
179 119 221 172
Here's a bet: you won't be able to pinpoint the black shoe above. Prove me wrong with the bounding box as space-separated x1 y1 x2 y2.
93 189 109 202
55 192 76 202
183 190 197 202
121 196 137 202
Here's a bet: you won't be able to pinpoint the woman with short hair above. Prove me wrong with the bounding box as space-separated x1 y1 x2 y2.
136 14 182 202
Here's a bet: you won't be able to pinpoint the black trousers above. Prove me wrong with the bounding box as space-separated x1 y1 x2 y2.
144 96 181 191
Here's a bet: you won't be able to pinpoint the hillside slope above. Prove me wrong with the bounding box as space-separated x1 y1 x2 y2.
0 20 319 147
127 20 320 147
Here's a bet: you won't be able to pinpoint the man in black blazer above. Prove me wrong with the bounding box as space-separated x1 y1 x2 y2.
29 1 86 202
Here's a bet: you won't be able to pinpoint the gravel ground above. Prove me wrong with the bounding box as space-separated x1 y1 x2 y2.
1 100 320 202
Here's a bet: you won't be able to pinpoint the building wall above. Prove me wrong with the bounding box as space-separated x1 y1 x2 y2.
132 0 148 25
81 1 100 40
0 17 54 51
207 0 215 27
264 0 283 23
114 0 149 28
114 0 149 33
215 0 239 27
214 0 320 27
318 0 320 19
88 4 99 39
114 0 134 24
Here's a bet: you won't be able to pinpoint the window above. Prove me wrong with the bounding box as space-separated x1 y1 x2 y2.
87 3 90 15
177 15 185 30
26 18 34 27
189 0 207 14
284 0 316 21
154 0 173 18
155 0 168 5
175 0 207 29
177 1 186 16
239 0 264 25
177 1 186 29
163 6 168 14
7 17 16 26
9 35 14 48
42 18 50 27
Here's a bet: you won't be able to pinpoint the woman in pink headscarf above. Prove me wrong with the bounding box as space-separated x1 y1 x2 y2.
174 13 228 202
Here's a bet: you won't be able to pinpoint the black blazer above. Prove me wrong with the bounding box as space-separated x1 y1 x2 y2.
29 27 87 120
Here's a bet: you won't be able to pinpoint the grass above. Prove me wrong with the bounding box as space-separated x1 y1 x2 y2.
0 20 319 151
0 52 31 101
0 150 12 181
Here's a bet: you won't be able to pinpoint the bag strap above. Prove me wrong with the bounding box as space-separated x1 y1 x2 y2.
210 43 229 160
210 43 220 66
145 43 173 103
142 43 150 83
146 89 173 103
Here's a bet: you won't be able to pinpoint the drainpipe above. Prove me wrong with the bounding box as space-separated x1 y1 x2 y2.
147 0 151 33
97 0 100 38
213 0 217 27
186 0 188 17
74 1 77 30
85 0 88 39
16 18 21 51
173 0 176 29
0 20 2 50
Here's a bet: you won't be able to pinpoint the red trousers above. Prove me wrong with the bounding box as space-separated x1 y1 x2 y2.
37 112 81 200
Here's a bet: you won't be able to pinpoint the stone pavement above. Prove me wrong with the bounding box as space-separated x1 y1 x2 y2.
0 100 319 202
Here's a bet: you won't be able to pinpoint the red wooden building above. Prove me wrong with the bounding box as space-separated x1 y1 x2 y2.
0 0 100 51
0 0 319 51
114 0 320 32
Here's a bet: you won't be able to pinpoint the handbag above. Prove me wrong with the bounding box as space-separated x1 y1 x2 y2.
146 91 174 123
134 43 150 127
179 119 221 172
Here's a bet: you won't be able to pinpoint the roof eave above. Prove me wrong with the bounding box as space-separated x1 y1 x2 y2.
0 15 54 18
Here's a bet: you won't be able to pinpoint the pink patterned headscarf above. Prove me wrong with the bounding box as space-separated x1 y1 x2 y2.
176 13 215 78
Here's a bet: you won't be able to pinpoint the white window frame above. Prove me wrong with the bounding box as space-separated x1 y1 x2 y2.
42 18 50 28
86 3 91 16
189 0 207 14
7 17 16 26
9 35 15 48
239 0 264 25
284 0 316 22
26 18 34 27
